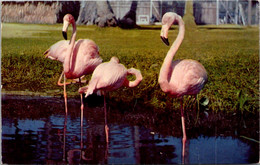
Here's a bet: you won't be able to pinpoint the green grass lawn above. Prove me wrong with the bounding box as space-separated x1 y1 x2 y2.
2 23 259 113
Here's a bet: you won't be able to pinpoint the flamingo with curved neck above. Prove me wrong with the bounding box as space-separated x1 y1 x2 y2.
78 56 143 142
79 56 142 97
62 14 102 79
45 14 102 114
159 12 208 144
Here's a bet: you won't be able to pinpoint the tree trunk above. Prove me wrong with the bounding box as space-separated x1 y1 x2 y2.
77 1 117 27
118 1 139 29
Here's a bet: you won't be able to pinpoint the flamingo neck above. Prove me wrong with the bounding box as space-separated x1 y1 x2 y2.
64 22 77 74
124 68 143 88
159 16 185 83
168 17 185 58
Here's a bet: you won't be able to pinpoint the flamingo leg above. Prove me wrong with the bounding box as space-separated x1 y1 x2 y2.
79 77 84 160
104 93 109 143
63 114 67 162
80 104 83 150
79 78 84 156
182 137 186 164
180 97 187 142
57 71 64 86
58 72 86 86
64 75 68 115
180 97 187 164
104 93 109 162
58 71 73 86
80 93 84 124
181 139 190 164
79 77 84 128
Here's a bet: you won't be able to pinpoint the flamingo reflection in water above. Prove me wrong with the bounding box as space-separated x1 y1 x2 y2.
158 12 207 163
59 113 109 164
182 139 190 164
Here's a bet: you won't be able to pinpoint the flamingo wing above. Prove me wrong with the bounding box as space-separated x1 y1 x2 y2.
169 59 207 97
44 40 70 63
75 39 99 59
71 39 102 76
84 62 127 97
95 62 127 91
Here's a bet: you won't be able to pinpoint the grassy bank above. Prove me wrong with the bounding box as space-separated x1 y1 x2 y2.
2 23 259 113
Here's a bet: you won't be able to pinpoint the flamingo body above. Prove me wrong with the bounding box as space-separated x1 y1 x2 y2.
79 56 142 97
163 59 207 97
45 39 101 79
65 39 102 79
90 61 127 92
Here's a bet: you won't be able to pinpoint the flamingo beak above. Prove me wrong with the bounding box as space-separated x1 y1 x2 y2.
62 20 69 40
62 31 67 40
160 25 169 46
160 36 169 46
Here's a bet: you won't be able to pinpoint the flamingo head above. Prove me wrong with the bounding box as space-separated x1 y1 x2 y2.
160 26 169 46
62 14 75 40
160 12 179 46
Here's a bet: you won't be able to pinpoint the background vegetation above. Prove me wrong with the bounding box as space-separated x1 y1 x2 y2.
2 23 259 113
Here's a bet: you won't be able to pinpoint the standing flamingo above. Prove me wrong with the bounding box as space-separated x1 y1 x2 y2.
44 14 102 114
79 56 143 142
158 12 208 143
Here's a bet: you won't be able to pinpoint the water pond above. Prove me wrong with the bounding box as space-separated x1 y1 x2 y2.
2 94 259 164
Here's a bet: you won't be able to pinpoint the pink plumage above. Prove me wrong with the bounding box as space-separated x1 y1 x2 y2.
165 59 207 97
79 56 143 97
67 39 102 78
44 14 102 79
61 14 102 80
159 12 207 97
79 56 143 143
44 14 102 114
44 40 69 63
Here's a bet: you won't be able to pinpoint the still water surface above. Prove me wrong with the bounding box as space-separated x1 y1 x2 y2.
2 95 258 164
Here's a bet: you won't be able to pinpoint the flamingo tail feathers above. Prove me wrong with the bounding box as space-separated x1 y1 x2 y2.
43 49 50 58
43 48 56 60
81 78 98 98
79 85 95 98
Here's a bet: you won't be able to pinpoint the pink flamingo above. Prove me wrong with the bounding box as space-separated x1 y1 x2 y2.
44 14 102 114
159 12 208 144
79 56 143 142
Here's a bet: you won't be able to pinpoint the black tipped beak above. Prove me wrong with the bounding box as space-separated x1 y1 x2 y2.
160 36 169 46
62 31 67 40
